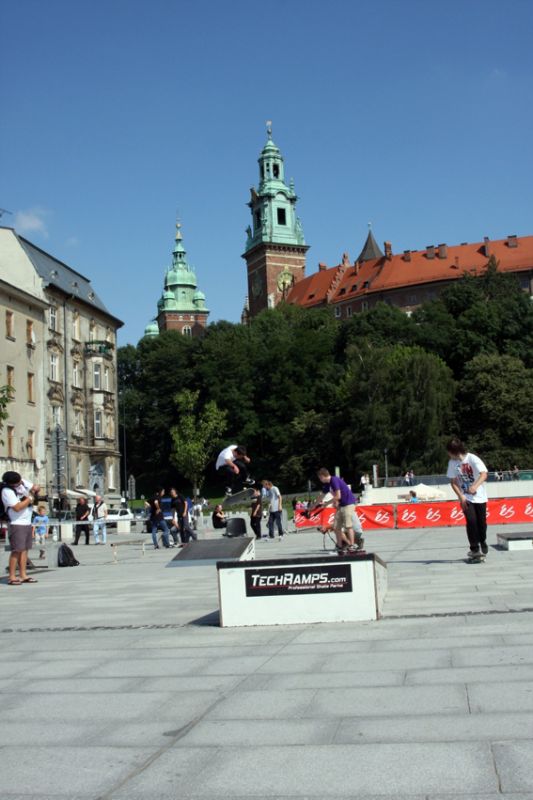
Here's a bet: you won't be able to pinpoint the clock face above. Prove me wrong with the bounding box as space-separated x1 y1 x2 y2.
277 270 294 292
251 273 263 298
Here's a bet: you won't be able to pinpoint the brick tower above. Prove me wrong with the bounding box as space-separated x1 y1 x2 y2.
242 124 308 318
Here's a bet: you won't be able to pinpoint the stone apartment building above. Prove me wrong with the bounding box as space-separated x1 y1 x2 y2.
0 227 123 505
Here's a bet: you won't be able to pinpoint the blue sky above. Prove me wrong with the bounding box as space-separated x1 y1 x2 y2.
2 0 532 344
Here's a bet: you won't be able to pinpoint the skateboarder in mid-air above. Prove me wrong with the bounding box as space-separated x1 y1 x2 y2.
216 444 254 496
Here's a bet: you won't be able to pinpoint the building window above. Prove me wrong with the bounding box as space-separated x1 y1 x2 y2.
26 320 35 346
27 430 34 459
7 425 14 458
73 362 80 388
7 365 14 388
89 320 96 341
27 373 34 403
94 409 103 438
255 211 261 229
104 366 110 391
334 307 341 318
93 363 101 390
347 306 353 317
50 353 58 382
277 208 286 225
74 409 83 436
362 300 369 312
182 326 192 337
108 462 115 490
52 406 61 427
5 310 14 338
49 307 57 331
76 460 83 486
273 163 280 178
408 293 418 304
73 312 81 340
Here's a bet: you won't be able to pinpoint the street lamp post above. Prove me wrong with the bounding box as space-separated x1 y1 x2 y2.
121 389 128 500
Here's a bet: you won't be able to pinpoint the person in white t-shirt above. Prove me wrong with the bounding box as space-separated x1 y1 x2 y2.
446 437 488 560
262 480 285 539
1 471 41 585
215 444 253 495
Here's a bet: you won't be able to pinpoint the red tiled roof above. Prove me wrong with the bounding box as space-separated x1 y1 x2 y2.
288 235 533 307
287 264 338 307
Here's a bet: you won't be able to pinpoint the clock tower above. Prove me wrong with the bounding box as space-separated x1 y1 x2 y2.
242 124 308 318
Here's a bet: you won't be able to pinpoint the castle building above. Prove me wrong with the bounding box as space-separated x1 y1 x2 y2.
144 223 209 338
287 229 533 317
0 226 123 503
242 125 308 318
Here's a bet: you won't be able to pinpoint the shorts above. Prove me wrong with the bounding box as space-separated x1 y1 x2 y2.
334 504 355 533
8 524 33 553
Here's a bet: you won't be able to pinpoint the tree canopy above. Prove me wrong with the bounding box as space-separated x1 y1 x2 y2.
118 264 533 494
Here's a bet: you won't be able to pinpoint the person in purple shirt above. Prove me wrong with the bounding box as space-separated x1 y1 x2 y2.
317 467 360 554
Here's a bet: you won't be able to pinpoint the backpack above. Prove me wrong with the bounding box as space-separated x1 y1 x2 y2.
0 483 8 522
57 543 80 567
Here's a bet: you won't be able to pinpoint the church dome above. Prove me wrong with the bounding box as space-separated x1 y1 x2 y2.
174 264 197 288
165 267 180 288
143 321 159 337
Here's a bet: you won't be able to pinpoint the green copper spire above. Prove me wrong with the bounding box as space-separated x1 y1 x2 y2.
244 123 306 252
144 220 210 337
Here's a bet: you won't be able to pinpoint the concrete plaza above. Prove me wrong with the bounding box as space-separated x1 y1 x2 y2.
1 522 533 799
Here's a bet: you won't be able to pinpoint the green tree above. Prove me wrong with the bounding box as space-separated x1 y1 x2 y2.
170 389 227 496
455 353 533 468
415 257 533 376
338 344 455 476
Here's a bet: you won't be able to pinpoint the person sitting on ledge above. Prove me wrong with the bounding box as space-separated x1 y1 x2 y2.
212 504 227 531
409 490 419 503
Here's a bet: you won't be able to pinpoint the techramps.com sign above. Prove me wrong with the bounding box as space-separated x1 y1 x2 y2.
245 564 352 597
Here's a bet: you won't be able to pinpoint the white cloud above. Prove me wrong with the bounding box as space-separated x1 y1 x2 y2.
13 207 50 238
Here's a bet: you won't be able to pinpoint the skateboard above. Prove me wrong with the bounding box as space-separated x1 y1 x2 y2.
223 487 256 508
465 554 486 564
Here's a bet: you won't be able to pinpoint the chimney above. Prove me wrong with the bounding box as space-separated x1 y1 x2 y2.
426 245 435 259
507 234 518 248
483 236 491 257
384 241 392 260
318 262 328 271
403 250 411 262
438 243 447 259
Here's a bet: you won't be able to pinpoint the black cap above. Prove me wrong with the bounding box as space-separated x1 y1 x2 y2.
2 471 22 485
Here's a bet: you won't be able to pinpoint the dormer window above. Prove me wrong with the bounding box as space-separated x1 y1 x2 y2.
273 164 279 178
339 288 346 295
277 208 286 225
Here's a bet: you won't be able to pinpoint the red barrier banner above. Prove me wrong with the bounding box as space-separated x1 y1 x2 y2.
488 497 533 525
294 505 395 531
397 502 465 528
356 505 395 530
296 498 533 531
294 507 336 530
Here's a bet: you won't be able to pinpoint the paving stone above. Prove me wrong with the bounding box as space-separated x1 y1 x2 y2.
208 688 317 719
494 741 533 792
306 684 468 717
336 711 533 743
0 745 152 796
176 718 340 746
453 645 533 667
265 669 406 689
468 682 533 713
406 664 533 685
112 742 497 797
